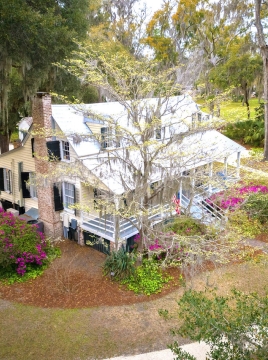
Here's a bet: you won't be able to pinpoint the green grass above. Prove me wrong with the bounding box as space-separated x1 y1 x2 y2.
1 254 268 360
196 98 260 122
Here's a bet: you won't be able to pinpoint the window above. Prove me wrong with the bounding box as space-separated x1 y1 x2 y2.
155 127 162 140
4 169 12 193
100 127 120 149
63 182 75 211
20 172 37 199
191 112 202 129
93 188 100 209
29 173 37 199
0 169 12 193
101 127 113 149
47 140 61 161
61 141 70 161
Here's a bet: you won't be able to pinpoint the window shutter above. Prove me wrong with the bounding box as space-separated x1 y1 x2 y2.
31 138 35 157
21 172 31 198
0 168 4 191
53 183 64 211
47 141 61 161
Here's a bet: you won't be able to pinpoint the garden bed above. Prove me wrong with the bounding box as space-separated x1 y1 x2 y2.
0 240 183 308
0 240 264 309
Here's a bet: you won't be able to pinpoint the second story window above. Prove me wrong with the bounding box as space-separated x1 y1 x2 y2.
61 141 70 161
155 127 162 140
101 127 113 149
100 127 120 149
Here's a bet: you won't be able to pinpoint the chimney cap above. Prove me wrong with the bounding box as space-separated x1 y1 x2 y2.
36 92 50 98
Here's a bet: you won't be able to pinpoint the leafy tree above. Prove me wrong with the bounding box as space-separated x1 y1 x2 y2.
0 0 90 153
209 36 262 118
168 289 268 360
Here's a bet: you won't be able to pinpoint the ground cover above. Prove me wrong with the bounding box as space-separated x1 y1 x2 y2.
0 241 267 360
197 98 259 122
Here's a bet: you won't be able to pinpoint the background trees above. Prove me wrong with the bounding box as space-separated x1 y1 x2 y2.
0 0 90 153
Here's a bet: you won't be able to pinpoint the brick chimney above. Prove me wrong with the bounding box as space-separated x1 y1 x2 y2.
32 93 63 239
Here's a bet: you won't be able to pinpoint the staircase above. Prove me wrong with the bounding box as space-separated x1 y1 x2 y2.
180 192 226 225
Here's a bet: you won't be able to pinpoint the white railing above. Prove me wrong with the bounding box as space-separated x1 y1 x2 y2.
81 203 174 240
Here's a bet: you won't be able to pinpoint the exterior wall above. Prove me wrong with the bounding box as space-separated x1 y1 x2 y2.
80 182 101 218
0 134 38 212
85 122 103 135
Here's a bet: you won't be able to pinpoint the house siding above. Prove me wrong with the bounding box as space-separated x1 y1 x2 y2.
0 134 38 212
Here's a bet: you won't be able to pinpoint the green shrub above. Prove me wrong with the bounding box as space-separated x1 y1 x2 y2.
121 259 172 295
165 216 205 236
223 103 265 147
242 193 268 224
103 247 135 280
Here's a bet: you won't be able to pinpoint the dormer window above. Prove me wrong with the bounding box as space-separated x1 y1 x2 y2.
100 127 120 149
61 141 70 161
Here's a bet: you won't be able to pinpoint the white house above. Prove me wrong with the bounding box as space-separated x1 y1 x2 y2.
0 93 245 253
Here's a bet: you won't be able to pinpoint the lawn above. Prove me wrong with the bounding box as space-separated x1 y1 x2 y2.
196 98 260 122
0 252 268 360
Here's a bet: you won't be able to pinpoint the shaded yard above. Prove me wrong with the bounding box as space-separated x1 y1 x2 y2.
0 239 268 360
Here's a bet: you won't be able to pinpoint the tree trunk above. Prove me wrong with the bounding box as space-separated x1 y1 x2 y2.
242 84 250 119
262 51 268 160
255 0 268 160
0 133 9 154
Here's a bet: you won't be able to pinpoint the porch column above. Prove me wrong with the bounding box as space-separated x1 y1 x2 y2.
236 152 241 178
114 196 120 251
191 169 195 188
224 157 228 176
208 162 213 193
179 173 183 200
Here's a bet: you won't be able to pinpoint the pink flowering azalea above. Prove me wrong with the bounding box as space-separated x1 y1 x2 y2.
207 183 268 211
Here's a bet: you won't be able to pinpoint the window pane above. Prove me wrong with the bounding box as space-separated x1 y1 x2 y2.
62 141 70 160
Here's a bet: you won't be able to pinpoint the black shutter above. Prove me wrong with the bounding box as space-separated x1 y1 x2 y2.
53 183 63 211
0 168 4 191
31 138 35 157
21 172 31 198
47 141 61 161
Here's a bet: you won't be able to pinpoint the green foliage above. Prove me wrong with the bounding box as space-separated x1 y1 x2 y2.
1 264 46 285
227 210 262 238
0 0 90 146
243 193 268 224
103 247 135 281
168 289 268 360
223 103 265 146
121 259 172 296
165 216 205 236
